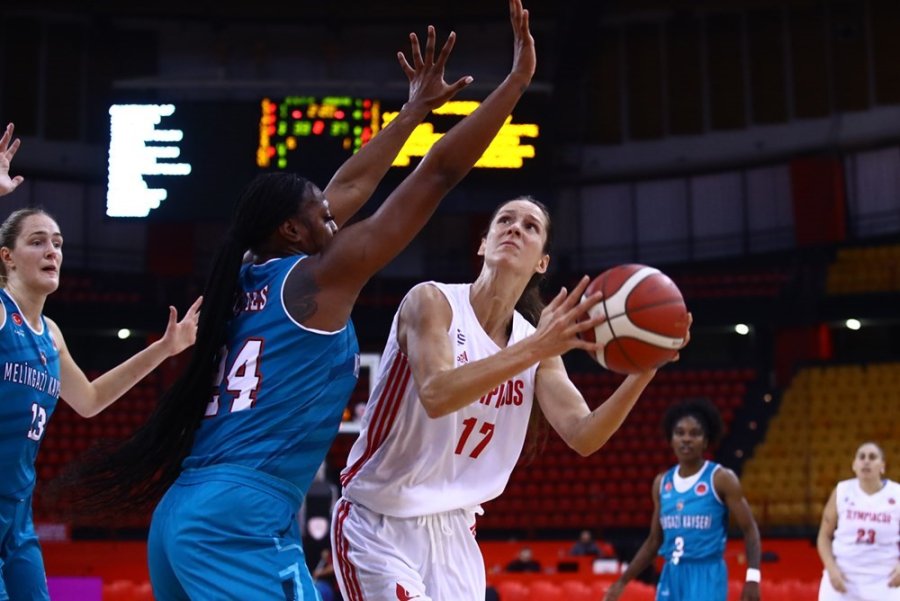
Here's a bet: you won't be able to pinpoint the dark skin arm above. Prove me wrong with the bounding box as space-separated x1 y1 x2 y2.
715 467 761 601
604 473 665 601
322 27 472 228
300 0 536 332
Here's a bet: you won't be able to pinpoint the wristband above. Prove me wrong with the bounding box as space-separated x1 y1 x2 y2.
745 568 761 583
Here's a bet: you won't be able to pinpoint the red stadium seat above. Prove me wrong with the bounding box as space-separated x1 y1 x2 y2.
496 581 529 601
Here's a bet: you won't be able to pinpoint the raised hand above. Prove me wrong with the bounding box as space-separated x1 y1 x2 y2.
158 296 203 356
532 275 605 359
0 123 24 197
398 26 473 113
509 0 536 83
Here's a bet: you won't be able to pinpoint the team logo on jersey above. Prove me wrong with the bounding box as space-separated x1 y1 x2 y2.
457 350 469 365
456 329 466 345
694 482 709 496
39 351 47 366
890 498 896 505
396 583 420 601
675 501 684 512
11 313 22 326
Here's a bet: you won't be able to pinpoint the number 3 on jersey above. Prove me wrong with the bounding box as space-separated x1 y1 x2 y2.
205 339 264 417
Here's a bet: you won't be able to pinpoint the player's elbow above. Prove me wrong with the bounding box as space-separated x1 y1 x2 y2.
70 402 101 419
570 439 603 458
417 385 453 419
566 426 612 457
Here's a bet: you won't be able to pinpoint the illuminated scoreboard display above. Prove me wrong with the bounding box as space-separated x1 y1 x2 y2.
258 96 539 171
106 95 543 220
257 96 381 169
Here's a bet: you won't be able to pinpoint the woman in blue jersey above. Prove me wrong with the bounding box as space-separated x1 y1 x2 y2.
0 124 201 601
66 2 537 599
605 398 761 601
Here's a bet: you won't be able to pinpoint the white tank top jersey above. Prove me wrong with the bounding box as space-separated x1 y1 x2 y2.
340 282 538 518
832 478 900 581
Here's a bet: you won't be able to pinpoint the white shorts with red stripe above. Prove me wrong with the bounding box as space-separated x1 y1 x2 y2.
331 498 485 601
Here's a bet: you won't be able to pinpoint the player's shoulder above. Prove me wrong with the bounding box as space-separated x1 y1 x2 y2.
400 281 454 319
884 479 900 494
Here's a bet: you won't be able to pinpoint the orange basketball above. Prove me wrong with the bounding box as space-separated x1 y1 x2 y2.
579 264 688 374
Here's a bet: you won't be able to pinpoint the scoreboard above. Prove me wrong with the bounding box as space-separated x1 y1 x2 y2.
106 95 543 220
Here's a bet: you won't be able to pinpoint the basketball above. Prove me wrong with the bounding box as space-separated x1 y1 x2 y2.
579 264 688 374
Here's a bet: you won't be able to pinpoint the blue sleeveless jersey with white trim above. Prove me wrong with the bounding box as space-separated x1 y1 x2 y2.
184 256 359 495
658 461 728 562
0 289 61 499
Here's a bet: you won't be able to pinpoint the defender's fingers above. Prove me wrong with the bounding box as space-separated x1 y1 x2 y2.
434 31 457 68
397 52 415 79
409 32 424 68
423 25 437 64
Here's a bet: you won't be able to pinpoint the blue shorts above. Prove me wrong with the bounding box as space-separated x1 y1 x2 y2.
148 464 320 601
0 494 49 601
656 557 727 601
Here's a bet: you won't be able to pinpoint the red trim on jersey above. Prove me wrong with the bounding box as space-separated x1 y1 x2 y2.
340 353 411 486
334 499 364 601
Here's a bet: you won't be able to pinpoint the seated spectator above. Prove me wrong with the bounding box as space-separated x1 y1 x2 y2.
571 529 616 558
313 547 337 601
506 547 542 573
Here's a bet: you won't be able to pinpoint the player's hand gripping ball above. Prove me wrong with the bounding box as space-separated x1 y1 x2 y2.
579 264 689 374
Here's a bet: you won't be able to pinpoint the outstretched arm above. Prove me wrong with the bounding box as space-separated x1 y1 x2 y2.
537 312 691 456
323 27 472 227
403 277 603 419
0 123 24 196
51 297 201 417
322 0 536 287
536 361 656 456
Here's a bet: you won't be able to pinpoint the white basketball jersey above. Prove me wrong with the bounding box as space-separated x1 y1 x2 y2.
832 478 900 581
340 282 538 518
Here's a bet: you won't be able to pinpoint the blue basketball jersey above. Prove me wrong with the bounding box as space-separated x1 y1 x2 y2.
0 289 61 499
184 256 359 496
658 461 728 563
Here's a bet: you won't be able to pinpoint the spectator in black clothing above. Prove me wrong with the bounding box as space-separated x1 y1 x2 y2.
571 529 616 558
505 547 542 573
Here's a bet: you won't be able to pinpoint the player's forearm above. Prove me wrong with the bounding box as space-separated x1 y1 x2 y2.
421 72 531 188
418 335 543 418
742 522 761 569
78 340 172 417
816 531 839 572
569 372 655 455
616 538 660 584
324 101 431 226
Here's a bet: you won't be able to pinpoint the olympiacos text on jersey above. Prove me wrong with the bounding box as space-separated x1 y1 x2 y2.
340 282 538 518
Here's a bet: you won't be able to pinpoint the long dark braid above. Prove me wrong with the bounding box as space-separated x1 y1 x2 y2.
60 173 314 514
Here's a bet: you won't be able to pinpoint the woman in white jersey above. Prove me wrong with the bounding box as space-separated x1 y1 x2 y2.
332 192 690 600
817 441 900 601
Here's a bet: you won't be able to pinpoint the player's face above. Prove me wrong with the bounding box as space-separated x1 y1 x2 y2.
297 186 338 253
480 200 549 275
670 415 707 463
852 443 885 480
1 214 63 295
